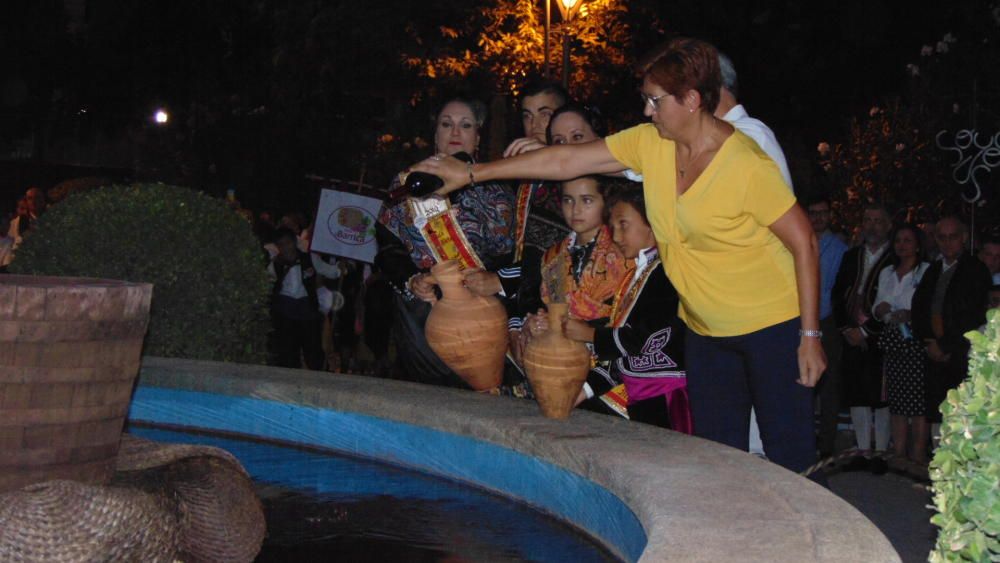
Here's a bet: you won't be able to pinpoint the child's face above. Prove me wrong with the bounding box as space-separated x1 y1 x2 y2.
560 177 604 240
609 201 655 259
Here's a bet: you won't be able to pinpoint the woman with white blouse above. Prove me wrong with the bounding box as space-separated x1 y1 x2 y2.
872 224 930 466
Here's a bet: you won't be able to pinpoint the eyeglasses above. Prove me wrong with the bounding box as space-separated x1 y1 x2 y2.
640 92 669 110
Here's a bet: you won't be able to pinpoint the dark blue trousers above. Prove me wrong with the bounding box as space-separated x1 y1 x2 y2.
685 318 816 473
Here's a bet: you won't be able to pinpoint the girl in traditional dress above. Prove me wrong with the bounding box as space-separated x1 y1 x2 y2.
562 185 692 431
520 176 632 408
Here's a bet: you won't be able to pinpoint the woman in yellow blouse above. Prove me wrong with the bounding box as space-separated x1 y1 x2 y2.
411 37 824 473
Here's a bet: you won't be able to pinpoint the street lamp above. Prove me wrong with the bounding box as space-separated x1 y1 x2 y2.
554 0 584 89
544 0 551 80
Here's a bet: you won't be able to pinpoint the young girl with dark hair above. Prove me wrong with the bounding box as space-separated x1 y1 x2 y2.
562 185 691 430
519 176 632 406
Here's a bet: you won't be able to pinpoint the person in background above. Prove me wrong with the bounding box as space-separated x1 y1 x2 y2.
547 103 607 146
832 203 894 473
462 81 572 367
330 258 363 373
500 103 608 356
911 216 991 446
278 212 311 253
8 188 46 250
872 225 930 471
808 196 849 459
0 214 14 270
714 52 794 192
268 228 344 370
977 235 1000 285
563 184 691 431
364 249 400 377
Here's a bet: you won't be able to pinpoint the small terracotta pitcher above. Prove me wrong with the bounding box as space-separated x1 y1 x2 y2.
522 302 591 419
424 260 508 391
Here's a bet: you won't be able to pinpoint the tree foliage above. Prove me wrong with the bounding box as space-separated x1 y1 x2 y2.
814 6 1000 233
402 0 640 101
815 100 953 229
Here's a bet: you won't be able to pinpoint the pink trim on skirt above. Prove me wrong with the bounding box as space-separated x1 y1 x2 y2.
623 375 693 434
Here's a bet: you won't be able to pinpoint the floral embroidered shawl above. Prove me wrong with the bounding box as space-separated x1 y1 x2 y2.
540 225 633 321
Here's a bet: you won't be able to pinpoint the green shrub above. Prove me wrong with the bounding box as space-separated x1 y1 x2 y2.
11 183 271 363
930 309 1000 561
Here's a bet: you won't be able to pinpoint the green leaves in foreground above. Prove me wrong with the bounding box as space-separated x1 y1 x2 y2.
930 309 1000 562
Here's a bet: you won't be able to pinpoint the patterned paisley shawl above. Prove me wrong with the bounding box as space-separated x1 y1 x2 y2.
540 225 633 321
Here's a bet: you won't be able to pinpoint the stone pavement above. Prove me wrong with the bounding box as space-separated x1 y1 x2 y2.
827 468 936 562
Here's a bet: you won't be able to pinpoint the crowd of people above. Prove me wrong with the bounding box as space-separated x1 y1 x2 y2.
4 37 998 482
404 36 999 480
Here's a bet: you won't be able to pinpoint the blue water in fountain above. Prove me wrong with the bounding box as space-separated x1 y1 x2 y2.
128 425 620 562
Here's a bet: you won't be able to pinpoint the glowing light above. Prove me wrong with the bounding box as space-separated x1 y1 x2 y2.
560 0 581 9
154 109 169 124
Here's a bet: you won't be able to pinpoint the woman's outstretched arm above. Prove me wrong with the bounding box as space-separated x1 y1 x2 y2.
410 139 626 195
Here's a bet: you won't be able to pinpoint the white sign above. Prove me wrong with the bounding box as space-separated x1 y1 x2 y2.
310 188 382 263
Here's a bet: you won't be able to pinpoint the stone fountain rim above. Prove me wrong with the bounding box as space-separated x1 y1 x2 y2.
132 356 900 563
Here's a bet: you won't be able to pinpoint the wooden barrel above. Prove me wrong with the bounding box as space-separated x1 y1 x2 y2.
0 275 153 493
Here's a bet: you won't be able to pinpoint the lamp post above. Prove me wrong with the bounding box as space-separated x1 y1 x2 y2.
544 0 551 80
555 0 583 89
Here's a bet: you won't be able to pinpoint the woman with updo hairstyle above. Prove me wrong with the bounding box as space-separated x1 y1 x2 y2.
409 37 824 475
377 95 515 389
545 103 607 146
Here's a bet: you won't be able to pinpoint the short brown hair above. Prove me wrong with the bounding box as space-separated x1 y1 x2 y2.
641 37 721 114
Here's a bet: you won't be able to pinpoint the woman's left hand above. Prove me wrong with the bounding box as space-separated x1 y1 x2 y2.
796 336 827 387
503 137 547 158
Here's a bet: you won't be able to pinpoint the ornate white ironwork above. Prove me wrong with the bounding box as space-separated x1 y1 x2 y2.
935 129 1000 203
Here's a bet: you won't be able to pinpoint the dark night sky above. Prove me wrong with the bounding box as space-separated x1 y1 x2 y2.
1 0 995 212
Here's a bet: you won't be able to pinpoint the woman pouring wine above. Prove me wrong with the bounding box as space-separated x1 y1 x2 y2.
377 96 515 388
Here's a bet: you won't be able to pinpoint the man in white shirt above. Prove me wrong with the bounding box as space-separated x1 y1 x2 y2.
714 53 794 192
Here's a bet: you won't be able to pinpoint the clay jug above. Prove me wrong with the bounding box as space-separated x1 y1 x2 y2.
522 303 591 419
424 260 507 391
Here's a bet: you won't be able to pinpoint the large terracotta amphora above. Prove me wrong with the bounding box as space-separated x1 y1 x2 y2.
522 302 591 419
424 260 507 391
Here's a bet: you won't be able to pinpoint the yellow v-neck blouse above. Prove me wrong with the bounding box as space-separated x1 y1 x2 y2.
606 123 799 337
